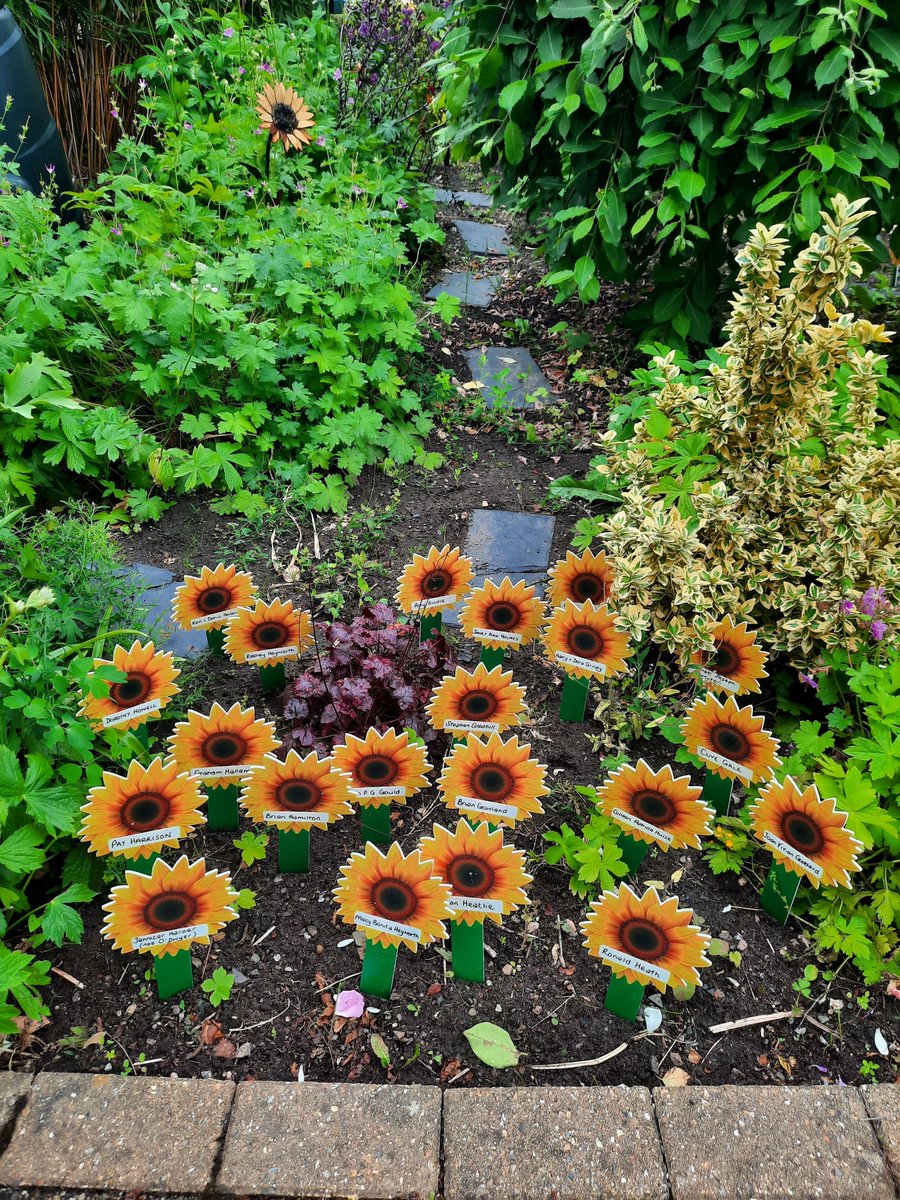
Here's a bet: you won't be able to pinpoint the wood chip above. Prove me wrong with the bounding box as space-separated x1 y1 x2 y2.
530 1042 629 1071
709 1010 794 1034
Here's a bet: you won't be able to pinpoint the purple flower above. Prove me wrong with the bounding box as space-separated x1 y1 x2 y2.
316 134 326 146
369 71 379 83
333 67 342 81
1 238 10 248
841 599 854 613
245 187 255 198
44 163 56 174
223 25 234 37
859 586 886 616
334 990 365 1019
430 38 441 51
238 66 246 76
183 121 193 130
111 107 119 118
111 224 123 237
351 183 363 195
259 61 272 73
397 197 408 209
799 672 818 690
871 619 888 642
138 78 147 91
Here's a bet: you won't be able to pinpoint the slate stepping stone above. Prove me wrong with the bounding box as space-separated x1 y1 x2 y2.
432 187 493 208
115 561 206 659
445 508 555 624
454 219 509 256
463 346 557 409
426 270 502 308
432 186 454 203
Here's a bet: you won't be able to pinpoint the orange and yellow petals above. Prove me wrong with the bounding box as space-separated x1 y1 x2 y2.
331 728 431 808
459 576 546 651
101 854 238 958
438 733 547 829
542 599 634 680
81 756 206 859
79 640 180 732
597 759 712 851
225 598 313 666
689 616 769 696
750 776 862 890
419 820 531 926
681 694 781 784
172 563 255 632
241 751 353 829
395 544 474 616
548 549 615 609
256 84 315 151
581 883 711 993
333 841 453 952
167 701 278 787
427 664 526 736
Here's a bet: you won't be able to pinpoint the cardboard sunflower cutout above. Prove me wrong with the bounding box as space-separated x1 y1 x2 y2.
241 750 352 828
427 663 526 735
79 640 180 732
548 548 616 607
420 819 531 925
225 597 312 665
597 759 712 852
81 756 206 860
439 732 547 828
690 615 768 696
167 701 278 785
459 576 545 651
257 82 315 151
395 544 474 616
172 563 255 631
681 693 780 784
543 598 633 680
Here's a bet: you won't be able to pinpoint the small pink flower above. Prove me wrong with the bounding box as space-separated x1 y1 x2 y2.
871 619 888 642
316 134 326 146
238 66 246 76
223 25 234 37
334 990 365 1019
111 107 119 118
799 672 818 690
183 121 193 130
138 78 147 91
245 187 255 198
111 224 123 237
259 61 272 73
397 197 408 209
840 599 854 614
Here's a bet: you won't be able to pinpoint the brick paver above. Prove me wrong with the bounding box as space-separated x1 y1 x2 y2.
0 1072 234 1194
862 1084 900 1191
654 1084 895 1200
0 1074 30 1142
443 1085 667 1200
217 1081 441 1198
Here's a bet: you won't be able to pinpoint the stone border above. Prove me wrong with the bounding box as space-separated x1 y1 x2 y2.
0 1074 896 1198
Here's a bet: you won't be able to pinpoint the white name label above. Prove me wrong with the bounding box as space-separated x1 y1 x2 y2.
415 594 457 611
350 786 406 800
355 912 422 943
555 651 606 676
457 797 518 820
698 666 740 693
449 895 503 914
599 945 670 985
264 810 329 825
190 764 257 779
472 627 523 645
109 826 181 852
763 831 823 879
244 645 298 662
610 808 674 847
101 698 161 728
133 923 209 950
190 609 239 628
444 719 500 734
697 746 753 782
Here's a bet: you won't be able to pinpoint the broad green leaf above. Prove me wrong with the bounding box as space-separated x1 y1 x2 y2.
668 169 705 201
498 79 528 111
0 825 46 876
463 1022 521 1068
504 121 524 165
814 46 849 88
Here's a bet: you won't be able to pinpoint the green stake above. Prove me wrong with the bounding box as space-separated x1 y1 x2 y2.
702 771 733 817
618 832 649 875
207 783 240 830
451 919 485 983
479 645 506 670
605 971 645 1022
760 860 801 925
361 804 392 846
560 673 590 722
419 612 442 642
359 938 398 998
134 723 151 751
278 827 310 873
130 852 160 876
259 661 286 693
154 949 194 999
206 627 226 656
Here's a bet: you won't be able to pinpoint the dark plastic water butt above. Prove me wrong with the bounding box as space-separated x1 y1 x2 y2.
0 5 81 220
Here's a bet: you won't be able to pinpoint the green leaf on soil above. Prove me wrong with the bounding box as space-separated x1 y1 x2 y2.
370 1032 391 1068
463 1022 521 1068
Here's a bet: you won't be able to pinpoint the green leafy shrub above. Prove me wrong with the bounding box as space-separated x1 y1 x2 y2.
437 0 900 341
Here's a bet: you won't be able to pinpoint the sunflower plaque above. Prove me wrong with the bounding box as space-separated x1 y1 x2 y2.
750 776 862 923
427 663 526 740
542 599 633 722
172 563 256 656
240 750 353 873
332 727 431 846
395 544 474 641
689 616 769 696
102 854 239 998
548 548 616 608
459 576 546 669
334 842 453 998
419 819 531 983
581 883 711 1021
438 732 547 829
681 693 781 817
225 597 313 691
79 640 180 744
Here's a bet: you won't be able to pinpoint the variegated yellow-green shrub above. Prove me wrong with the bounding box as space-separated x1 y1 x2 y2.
583 194 899 664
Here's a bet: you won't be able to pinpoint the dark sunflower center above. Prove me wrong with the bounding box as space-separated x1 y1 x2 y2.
198 587 231 614
484 601 518 631
358 755 397 785
144 891 197 931
422 569 450 596
121 791 170 831
110 671 151 707
460 690 497 720
275 780 320 811
572 572 602 601
202 733 246 765
371 878 417 921
712 642 739 675
252 621 288 648
272 102 299 133
449 854 493 896
709 723 750 761
631 789 675 826
471 764 513 800
781 810 824 855
568 625 602 658
620 918 669 961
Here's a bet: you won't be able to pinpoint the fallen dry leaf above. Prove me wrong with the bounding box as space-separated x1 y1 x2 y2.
426 983 442 996
662 1067 691 1088
200 1019 225 1045
688 1049 702 1065
213 1038 237 1059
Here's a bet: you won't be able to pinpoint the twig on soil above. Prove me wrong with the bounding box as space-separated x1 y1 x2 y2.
556 915 566 969
802 1013 840 1039
314 972 360 994
51 967 84 989
229 1002 291 1033
253 925 276 947
531 994 575 1029
709 1011 794 1034
530 1041 629 1071
701 1036 725 1065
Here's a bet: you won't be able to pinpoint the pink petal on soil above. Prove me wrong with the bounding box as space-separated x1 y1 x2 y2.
335 989 365 1019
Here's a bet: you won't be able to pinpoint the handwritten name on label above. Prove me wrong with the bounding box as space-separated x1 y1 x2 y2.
244 645 298 663
350 786 406 800
555 651 606 676
415 594 458 612
190 764 258 779
697 666 740 693
763 831 823 879
355 912 422 943
190 609 239 628
472 627 523 645
264 811 329 826
599 945 670 985
610 808 674 847
444 719 501 734
697 746 753 782
101 698 161 728
133 923 209 950
449 895 504 914
457 797 518 820
110 826 181 852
